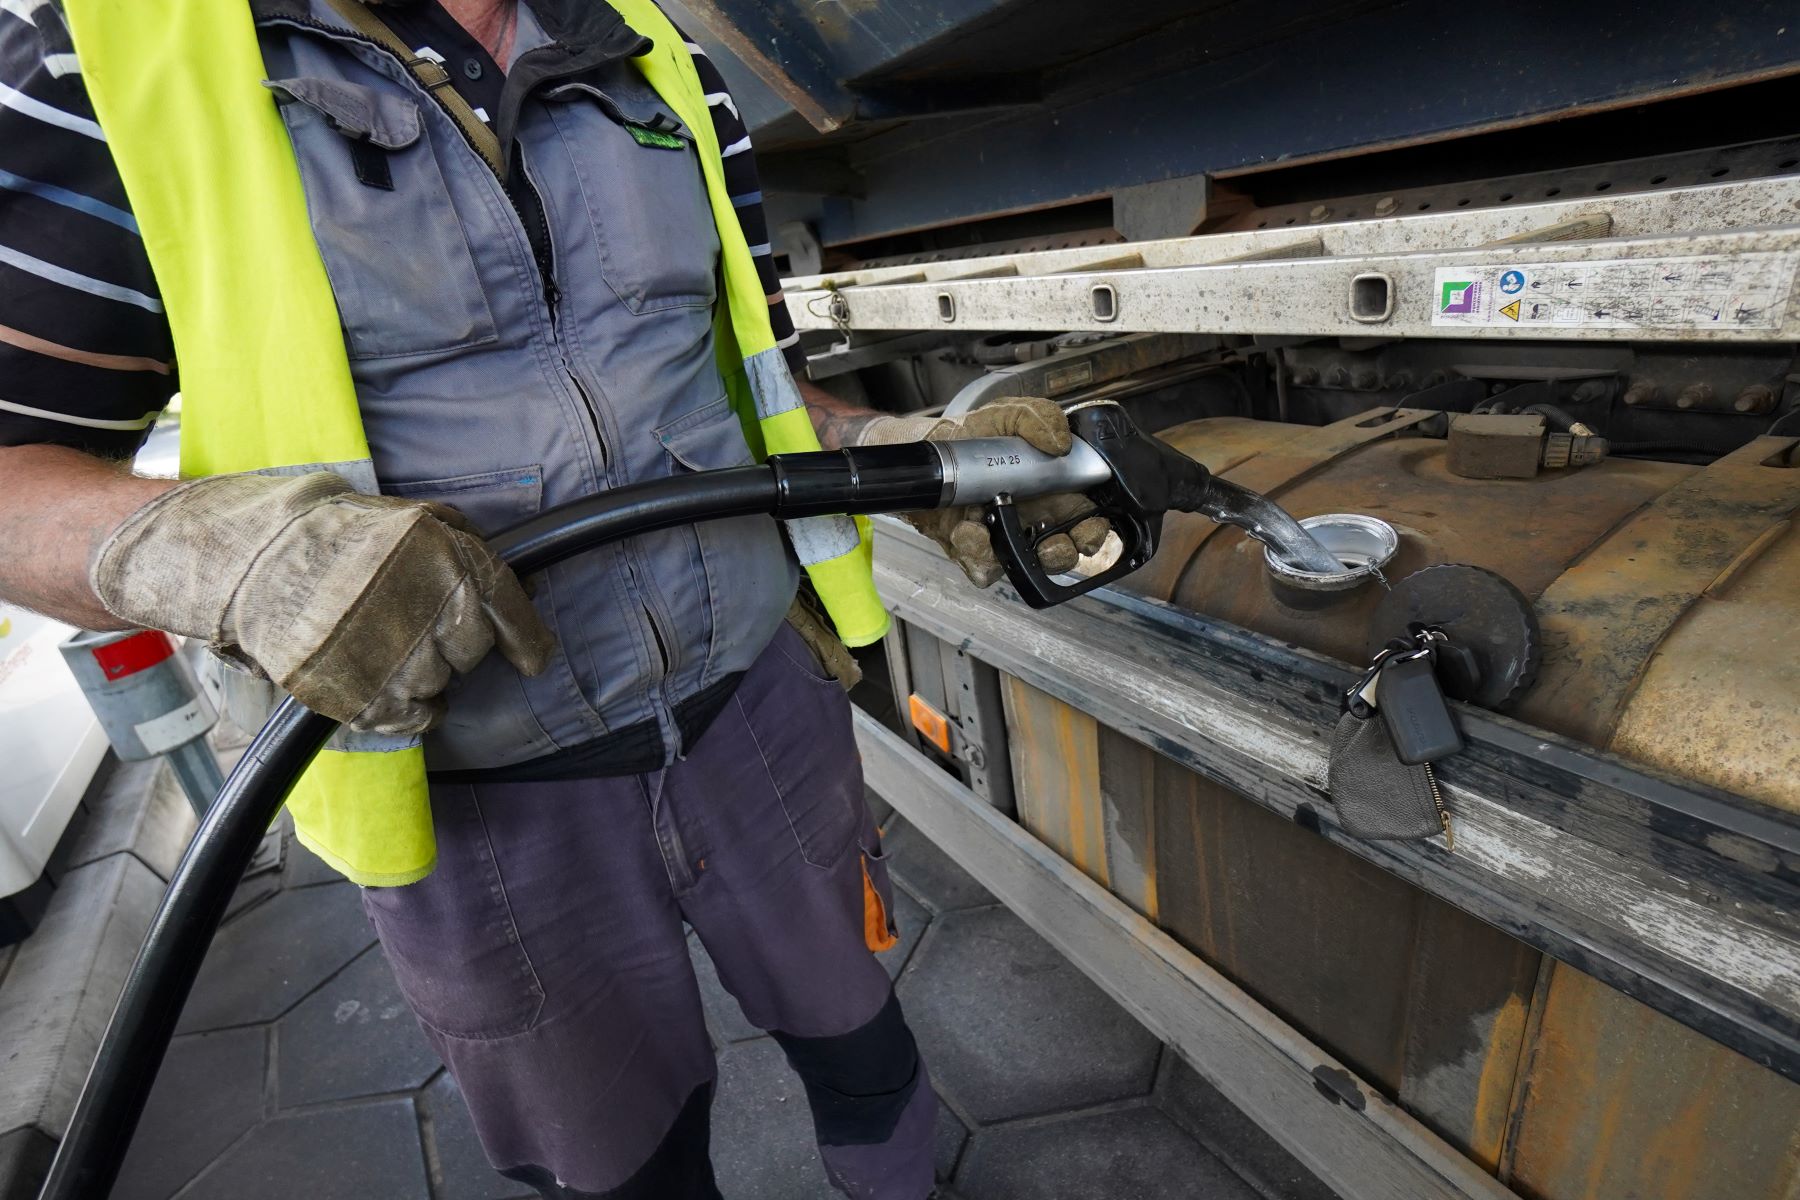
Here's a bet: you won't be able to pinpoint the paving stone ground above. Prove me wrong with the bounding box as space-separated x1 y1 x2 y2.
116 810 1336 1200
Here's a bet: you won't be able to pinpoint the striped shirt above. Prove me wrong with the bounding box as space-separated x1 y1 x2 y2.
679 25 805 369
0 0 801 459
0 0 175 456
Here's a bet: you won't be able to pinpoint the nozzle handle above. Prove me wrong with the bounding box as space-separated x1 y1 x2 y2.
986 494 1162 609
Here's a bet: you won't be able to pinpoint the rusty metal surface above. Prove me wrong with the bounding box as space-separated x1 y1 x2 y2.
1161 425 1689 669
1099 721 1547 1160
999 674 1107 890
1001 677 1165 921
1502 962 1800 1200
1400 908 1541 1173
1095 725 1161 922
1000 658 1800 1200
995 417 1800 1199
1523 434 1800 764
1146 749 1427 1093
999 683 1550 1156
1143 417 1800 812
1611 510 1800 810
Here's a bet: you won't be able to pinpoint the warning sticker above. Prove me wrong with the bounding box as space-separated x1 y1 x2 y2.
1430 252 1797 331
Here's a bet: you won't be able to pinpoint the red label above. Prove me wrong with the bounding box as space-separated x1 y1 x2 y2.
92 630 176 680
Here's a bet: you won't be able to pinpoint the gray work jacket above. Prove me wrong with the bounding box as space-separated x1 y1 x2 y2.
242 0 799 776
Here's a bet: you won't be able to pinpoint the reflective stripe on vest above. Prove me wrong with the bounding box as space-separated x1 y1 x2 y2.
609 0 889 647
63 0 887 886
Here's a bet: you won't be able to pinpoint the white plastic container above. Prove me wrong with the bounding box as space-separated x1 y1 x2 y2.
0 604 107 900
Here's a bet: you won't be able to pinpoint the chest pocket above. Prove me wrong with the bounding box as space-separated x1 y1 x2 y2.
267 77 498 360
544 71 720 315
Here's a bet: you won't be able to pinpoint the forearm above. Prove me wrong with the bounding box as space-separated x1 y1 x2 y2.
0 444 174 629
800 378 885 450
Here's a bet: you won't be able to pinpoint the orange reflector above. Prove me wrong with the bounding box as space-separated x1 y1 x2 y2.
908 693 952 754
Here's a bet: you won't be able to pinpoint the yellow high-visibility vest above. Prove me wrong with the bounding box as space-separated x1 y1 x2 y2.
62 0 888 886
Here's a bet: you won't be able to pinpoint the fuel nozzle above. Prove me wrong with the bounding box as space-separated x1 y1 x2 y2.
984 402 1343 607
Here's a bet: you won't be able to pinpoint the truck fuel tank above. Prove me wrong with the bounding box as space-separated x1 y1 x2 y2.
1119 410 1800 812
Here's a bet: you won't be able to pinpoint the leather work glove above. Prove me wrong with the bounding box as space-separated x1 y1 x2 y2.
856 397 1112 588
91 472 555 735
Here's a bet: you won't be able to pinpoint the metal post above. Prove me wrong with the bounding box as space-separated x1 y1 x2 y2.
163 740 228 820
59 630 223 817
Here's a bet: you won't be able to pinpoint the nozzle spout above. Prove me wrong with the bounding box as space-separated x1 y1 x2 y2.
1184 476 1346 574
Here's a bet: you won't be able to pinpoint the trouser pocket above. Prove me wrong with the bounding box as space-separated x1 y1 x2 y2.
735 626 863 869
360 785 544 1039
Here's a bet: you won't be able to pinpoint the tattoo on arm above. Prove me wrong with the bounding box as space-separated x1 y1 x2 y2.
798 378 883 450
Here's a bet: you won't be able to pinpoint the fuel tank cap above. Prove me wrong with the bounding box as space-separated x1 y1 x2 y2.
1367 563 1541 710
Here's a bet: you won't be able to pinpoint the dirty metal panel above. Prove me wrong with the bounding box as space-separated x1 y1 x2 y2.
1130 728 1545 1151
1095 725 1161 922
867 524 1800 1083
1523 435 1800 748
1399 907 1542 1173
1611 506 1800 811
1148 744 1421 1094
1128 407 1437 601
1001 676 1167 918
1008 658 1544 1128
1156 424 1691 668
1503 962 1800 1200
999 674 1107 888
995 663 1550 1146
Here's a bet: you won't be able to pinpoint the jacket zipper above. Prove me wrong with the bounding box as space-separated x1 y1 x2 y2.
627 558 674 677
1422 762 1454 852
516 145 613 480
516 114 674 703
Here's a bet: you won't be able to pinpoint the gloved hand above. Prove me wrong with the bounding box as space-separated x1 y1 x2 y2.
855 397 1111 588
90 472 554 735
785 589 862 689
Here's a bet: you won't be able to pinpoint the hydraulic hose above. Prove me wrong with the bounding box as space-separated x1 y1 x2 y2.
41 435 1120 1200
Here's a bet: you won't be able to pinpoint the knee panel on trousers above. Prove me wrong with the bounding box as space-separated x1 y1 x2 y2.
500 1081 723 1200
771 990 922 1147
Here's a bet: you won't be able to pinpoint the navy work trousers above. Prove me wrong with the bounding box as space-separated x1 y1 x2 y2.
362 624 937 1198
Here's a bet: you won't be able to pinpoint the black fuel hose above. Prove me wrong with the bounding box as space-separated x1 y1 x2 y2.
42 448 962 1200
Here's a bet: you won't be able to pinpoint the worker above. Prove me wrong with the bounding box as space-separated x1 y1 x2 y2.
0 1 1106 1196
